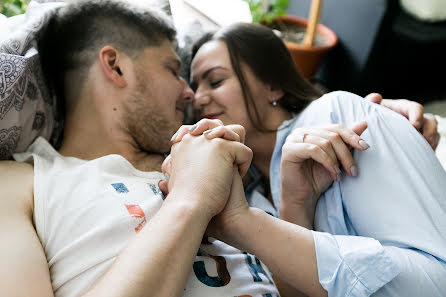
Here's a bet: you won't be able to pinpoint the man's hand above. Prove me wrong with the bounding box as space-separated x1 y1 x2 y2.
162 121 252 220
279 123 369 227
165 121 253 240
365 93 440 150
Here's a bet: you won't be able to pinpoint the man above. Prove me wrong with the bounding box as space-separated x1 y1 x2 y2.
1 1 277 296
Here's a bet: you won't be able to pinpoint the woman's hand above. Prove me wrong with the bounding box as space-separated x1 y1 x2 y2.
171 118 246 145
279 122 369 228
365 93 439 150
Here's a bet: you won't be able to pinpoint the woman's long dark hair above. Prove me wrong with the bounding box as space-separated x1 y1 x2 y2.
191 23 323 132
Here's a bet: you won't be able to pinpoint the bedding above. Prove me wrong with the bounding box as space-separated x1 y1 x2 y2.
0 1 63 159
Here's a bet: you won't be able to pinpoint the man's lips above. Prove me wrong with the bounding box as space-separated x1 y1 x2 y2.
201 113 223 119
176 107 184 112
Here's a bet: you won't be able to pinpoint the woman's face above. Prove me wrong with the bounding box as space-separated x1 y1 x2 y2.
191 40 272 134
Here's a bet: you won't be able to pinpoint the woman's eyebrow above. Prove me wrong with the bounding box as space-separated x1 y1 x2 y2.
191 66 229 89
196 66 228 82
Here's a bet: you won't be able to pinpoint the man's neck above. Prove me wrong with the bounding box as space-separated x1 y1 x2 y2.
59 138 166 172
59 112 167 172
125 151 165 172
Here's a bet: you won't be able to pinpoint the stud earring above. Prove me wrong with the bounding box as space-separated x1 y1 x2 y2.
271 100 278 107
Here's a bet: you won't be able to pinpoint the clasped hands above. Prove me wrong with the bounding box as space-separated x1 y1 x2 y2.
159 119 253 240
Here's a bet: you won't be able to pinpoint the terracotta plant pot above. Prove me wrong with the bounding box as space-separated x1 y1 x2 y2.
272 15 338 81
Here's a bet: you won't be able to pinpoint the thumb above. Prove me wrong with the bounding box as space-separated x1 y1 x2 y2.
350 121 368 136
364 93 383 104
159 154 172 196
158 180 169 197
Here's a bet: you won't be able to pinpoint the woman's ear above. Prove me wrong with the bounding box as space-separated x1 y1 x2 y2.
99 46 127 88
270 85 285 103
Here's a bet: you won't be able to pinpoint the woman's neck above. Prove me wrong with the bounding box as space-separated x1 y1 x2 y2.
248 131 276 179
247 109 292 179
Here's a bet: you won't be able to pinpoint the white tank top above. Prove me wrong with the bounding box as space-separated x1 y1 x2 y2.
14 137 279 297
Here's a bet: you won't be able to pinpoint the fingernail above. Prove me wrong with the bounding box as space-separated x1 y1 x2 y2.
170 132 178 142
337 173 342 182
350 165 358 177
163 173 170 182
203 129 213 135
334 165 341 174
359 140 370 149
334 165 341 181
188 124 197 132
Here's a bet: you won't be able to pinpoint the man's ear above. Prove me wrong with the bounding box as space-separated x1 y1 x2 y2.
99 46 127 88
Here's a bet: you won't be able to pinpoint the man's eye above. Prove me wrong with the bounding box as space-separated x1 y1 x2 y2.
210 79 223 87
169 67 179 77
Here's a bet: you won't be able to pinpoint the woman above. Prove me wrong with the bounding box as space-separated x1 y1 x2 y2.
168 23 446 297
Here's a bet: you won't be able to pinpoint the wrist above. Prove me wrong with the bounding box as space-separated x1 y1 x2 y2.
166 188 214 223
279 200 314 230
215 207 264 252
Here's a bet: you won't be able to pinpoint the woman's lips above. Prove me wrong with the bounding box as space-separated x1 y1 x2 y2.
202 113 223 119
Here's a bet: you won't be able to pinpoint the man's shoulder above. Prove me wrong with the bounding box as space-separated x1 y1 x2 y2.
0 160 34 178
0 161 34 214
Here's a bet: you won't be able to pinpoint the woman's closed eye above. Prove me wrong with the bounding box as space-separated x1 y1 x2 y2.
210 79 223 88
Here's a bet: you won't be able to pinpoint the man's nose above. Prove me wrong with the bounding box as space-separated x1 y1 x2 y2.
180 77 194 103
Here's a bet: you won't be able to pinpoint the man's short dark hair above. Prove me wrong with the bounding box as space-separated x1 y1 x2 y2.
38 0 176 106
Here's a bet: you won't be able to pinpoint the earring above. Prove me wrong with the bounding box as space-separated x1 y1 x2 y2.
271 100 278 107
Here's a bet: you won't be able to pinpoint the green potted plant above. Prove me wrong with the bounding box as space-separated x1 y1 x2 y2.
1 0 29 17
244 0 337 81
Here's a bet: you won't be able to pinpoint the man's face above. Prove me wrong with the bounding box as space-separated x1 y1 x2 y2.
122 40 193 154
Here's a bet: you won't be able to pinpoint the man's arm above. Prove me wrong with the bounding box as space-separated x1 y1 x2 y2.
0 161 212 297
84 189 212 297
0 161 54 296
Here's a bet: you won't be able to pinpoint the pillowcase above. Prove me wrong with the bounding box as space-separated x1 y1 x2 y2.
0 1 64 160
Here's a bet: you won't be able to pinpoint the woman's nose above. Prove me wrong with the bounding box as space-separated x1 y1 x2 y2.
193 86 211 109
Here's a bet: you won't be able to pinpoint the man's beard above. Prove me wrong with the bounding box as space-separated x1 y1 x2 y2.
122 80 180 154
